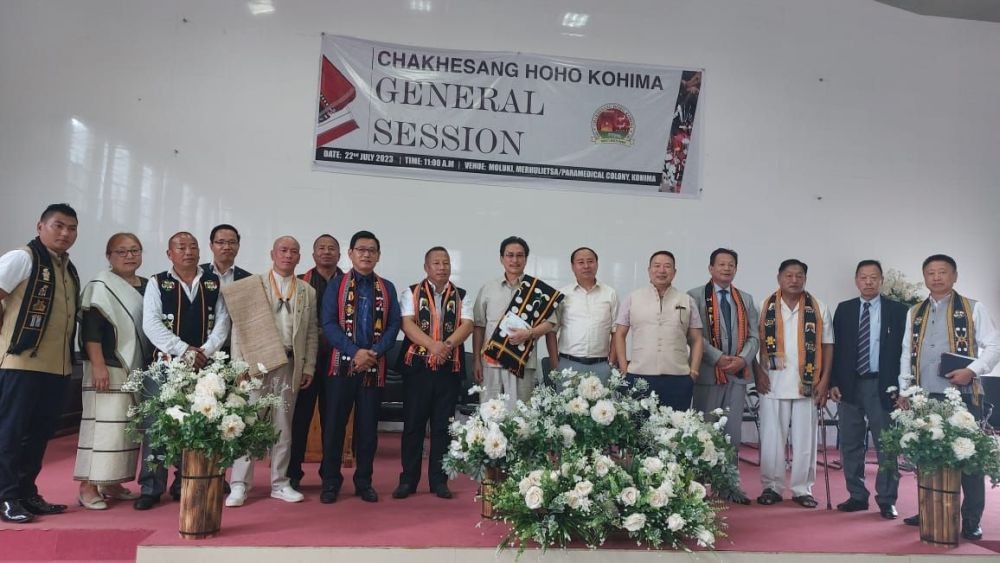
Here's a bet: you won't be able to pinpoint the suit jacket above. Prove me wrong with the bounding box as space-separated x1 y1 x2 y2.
229 274 319 390
200 262 252 282
831 296 907 410
687 285 760 386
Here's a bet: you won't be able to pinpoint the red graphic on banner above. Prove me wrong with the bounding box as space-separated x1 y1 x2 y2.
317 56 359 147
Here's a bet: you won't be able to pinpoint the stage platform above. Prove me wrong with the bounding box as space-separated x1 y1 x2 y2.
2 434 999 562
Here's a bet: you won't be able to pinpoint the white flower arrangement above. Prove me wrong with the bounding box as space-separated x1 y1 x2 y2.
446 368 733 554
124 352 281 469
882 386 1000 483
881 268 925 307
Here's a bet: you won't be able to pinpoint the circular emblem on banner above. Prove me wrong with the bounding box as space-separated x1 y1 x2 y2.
591 104 635 145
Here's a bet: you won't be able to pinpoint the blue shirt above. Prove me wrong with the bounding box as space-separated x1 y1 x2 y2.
321 270 401 358
860 295 881 373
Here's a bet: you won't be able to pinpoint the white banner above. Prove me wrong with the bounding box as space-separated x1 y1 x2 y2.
313 35 704 197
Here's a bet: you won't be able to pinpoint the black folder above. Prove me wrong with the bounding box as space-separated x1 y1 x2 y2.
939 352 974 378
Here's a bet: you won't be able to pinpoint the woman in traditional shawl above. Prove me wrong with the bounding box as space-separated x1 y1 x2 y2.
74 233 151 509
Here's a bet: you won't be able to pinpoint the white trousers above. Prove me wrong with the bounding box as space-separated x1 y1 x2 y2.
230 362 297 492
481 364 535 412
758 395 817 497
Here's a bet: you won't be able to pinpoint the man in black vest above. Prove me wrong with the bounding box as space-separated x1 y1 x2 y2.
830 260 907 520
288 234 342 491
393 246 473 500
201 224 251 285
135 232 231 510
0 204 80 523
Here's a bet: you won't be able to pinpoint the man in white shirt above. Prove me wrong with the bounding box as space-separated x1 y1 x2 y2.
898 254 1000 540
755 259 833 509
545 247 617 384
135 232 231 510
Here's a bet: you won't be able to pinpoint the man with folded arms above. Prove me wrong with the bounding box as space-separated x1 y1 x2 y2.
393 246 473 500
0 204 80 523
755 259 832 509
320 231 401 504
613 250 703 412
898 254 1000 540
688 248 759 505
545 247 617 385
137 232 231 510
225 236 318 507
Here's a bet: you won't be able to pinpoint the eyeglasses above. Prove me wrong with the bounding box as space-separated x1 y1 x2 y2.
213 240 239 247
353 247 379 255
112 249 142 257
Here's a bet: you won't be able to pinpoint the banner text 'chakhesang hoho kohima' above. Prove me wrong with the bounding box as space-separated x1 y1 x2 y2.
314 35 704 197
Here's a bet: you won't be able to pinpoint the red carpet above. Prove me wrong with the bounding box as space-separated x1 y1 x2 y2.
2 433 999 560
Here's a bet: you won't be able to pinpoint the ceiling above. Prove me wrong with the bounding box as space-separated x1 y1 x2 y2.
875 0 1000 23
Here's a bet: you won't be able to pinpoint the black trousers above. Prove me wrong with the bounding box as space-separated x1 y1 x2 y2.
626 373 694 412
0 369 68 501
287 352 329 482
930 392 985 527
320 375 381 492
399 365 459 489
137 375 179 497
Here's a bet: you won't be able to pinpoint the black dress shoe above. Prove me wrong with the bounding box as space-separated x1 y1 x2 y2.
356 487 379 503
290 478 301 492
392 484 415 499
903 514 919 526
836 498 869 512
319 489 339 504
878 504 898 519
962 524 983 540
22 495 67 515
133 495 161 510
430 484 452 499
1 500 34 523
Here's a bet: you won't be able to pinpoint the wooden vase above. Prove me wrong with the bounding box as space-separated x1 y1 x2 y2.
178 449 226 540
917 467 961 547
480 465 506 520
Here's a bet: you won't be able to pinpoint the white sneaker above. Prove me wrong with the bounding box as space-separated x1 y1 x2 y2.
271 485 304 503
225 484 247 507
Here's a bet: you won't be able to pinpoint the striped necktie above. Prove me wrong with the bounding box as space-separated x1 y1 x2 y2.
857 301 871 375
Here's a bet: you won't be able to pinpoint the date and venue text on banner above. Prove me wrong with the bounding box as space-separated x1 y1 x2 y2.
313 35 704 197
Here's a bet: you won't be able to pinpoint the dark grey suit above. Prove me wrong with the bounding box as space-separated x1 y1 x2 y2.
687 284 759 456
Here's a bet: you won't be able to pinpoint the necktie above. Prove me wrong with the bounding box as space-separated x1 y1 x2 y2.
857 301 871 375
719 289 733 354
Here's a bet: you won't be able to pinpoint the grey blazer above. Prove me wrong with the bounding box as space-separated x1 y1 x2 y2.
686 284 760 386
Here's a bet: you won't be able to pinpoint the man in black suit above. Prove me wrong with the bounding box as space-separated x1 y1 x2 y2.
830 260 907 519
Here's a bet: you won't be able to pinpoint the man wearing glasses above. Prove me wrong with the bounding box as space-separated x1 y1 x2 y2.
319 231 400 504
201 224 251 286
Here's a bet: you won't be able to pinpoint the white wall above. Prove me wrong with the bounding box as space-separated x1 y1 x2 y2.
2 0 999 322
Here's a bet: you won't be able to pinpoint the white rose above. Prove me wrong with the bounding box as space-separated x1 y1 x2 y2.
641 457 664 474
952 437 976 460
619 486 639 506
165 405 189 422
483 428 508 459
224 393 247 408
218 413 246 440
648 487 668 508
192 393 223 421
900 432 918 449
927 413 943 427
574 480 594 497
658 479 675 499
667 513 686 531
594 455 613 477
194 372 226 398
669 410 687 427
465 426 486 446
559 424 576 447
948 411 978 431
524 486 544 510
566 397 590 415
689 480 707 500
590 400 617 426
695 527 715 547
565 490 582 509
622 513 647 532
480 399 507 423
930 427 944 440
577 376 607 401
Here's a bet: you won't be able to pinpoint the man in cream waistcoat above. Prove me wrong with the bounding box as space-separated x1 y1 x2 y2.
613 250 704 412
225 236 318 507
